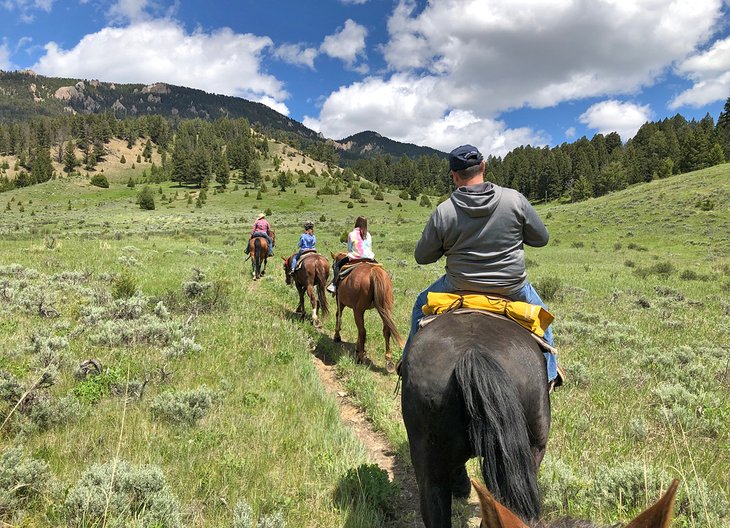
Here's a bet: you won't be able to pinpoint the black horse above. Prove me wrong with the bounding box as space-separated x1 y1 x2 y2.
401 311 551 528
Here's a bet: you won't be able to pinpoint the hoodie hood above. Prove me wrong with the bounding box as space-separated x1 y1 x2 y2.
450 182 502 218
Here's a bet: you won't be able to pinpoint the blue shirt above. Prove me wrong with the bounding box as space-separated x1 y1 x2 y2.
298 233 316 250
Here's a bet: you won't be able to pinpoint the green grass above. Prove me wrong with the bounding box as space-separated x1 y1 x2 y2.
0 151 728 527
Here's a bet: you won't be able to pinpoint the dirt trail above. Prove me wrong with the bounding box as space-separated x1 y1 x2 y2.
311 345 425 527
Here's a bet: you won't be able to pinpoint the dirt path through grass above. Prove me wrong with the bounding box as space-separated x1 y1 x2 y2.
311 343 426 527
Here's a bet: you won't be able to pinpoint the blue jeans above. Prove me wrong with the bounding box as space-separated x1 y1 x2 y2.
403 276 557 382
291 250 304 272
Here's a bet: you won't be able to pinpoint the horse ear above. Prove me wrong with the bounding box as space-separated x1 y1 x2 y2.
330 251 337 260
471 479 528 528
281 257 287 262
625 480 679 528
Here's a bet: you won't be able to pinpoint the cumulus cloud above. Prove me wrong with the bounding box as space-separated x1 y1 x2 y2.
320 19 367 66
107 0 150 23
579 100 653 140
32 19 290 114
670 36 730 109
310 0 724 152
303 74 546 156
274 43 318 69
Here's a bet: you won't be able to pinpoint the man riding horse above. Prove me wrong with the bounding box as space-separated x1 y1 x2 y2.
401 144 562 388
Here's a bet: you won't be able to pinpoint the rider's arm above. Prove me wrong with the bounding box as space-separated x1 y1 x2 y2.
521 195 549 247
414 212 444 264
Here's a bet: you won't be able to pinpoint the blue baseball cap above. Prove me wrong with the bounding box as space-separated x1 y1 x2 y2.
449 144 484 172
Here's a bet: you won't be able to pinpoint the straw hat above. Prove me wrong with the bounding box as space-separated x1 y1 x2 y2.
257 212 266 220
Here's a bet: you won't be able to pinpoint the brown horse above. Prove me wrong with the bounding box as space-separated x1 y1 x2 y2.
248 230 275 280
472 478 679 528
283 251 330 326
330 252 404 372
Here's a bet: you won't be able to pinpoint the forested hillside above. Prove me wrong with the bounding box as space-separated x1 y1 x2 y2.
2 69 730 208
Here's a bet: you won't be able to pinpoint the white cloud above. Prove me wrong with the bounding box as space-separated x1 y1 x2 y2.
310 0 724 152
670 36 730 108
339 0 368 4
274 43 318 69
320 19 367 66
1 0 53 21
0 42 13 70
565 127 576 139
304 74 546 156
32 20 290 114
107 0 150 23
579 100 653 140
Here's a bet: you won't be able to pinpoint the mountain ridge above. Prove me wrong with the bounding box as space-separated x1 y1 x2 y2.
0 70 446 161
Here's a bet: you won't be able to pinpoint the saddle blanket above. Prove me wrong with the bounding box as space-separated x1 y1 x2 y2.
423 292 554 339
293 250 318 272
339 259 380 279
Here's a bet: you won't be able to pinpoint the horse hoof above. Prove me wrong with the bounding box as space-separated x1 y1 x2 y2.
386 361 395 373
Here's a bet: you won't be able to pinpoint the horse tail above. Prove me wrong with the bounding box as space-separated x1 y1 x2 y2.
253 238 262 276
315 259 329 318
454 349 540 521
370 267 404 348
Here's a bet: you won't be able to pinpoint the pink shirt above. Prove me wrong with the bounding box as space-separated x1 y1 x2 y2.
252 219 270 235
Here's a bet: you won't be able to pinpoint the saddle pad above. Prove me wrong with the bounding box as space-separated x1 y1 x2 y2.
294 251 318 271
339 260 381 279
423 292 554 338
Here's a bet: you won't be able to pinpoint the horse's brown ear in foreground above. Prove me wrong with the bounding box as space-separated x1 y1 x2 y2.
330 251 337 260
471 478 528 528
625 479 679 528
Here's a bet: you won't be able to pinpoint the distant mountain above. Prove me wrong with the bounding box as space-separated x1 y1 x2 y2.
334 130 447 162
0 70 320 139
0 70 445 161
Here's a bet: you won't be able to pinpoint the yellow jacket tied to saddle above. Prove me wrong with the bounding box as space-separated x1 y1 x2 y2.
423 292 554 338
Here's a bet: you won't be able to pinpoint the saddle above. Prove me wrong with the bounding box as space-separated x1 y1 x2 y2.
419 292 565 389
422 291 554 340
293 250 318 272
339 259 380 280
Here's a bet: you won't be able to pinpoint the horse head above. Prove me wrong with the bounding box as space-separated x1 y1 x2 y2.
331 251 346 262
282 256 292 285
472 478 679 528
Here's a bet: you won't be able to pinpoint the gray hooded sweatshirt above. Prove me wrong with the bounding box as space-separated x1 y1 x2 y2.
414 182 549 295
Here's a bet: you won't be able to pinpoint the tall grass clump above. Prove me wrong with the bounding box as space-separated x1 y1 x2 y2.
65 459 181 527
0 446 50 519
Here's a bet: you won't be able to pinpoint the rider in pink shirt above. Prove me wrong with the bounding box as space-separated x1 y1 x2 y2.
245 212 274 256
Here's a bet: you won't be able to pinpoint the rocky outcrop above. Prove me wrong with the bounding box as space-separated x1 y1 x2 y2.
29 83 43 102
54 85 81 101
111 99 127 113
141 82 169 95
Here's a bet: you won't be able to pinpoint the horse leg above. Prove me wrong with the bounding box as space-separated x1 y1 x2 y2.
334 301 343 343
410 440 453 527
382 318 394 373
296 283 305 316
306 283 318 325
353 308 366 363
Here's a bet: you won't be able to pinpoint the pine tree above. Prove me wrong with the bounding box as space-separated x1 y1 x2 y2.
63 140 78 173
138 186 155 210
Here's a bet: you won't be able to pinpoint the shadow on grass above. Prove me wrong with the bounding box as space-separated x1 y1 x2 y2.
313 332 392 376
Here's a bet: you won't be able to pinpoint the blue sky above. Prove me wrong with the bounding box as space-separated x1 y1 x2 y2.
1 0 729 156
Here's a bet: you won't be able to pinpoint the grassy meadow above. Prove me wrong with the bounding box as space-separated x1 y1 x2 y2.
0 140 728 527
